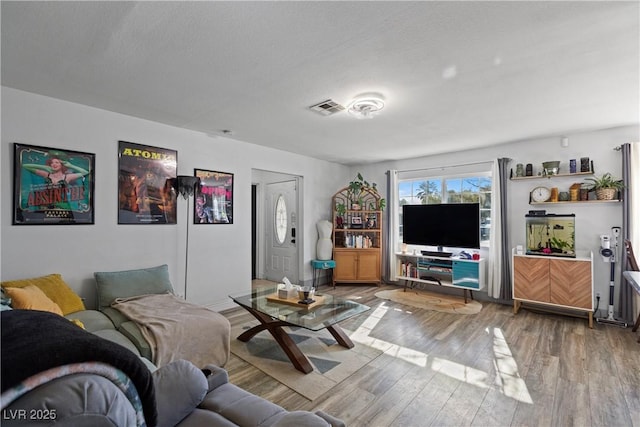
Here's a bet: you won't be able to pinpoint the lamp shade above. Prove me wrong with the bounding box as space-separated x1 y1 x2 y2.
172 175 201 199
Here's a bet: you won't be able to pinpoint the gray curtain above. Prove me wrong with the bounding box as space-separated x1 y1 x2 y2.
384 170 399 283
619 143 633 322
498 158 512 300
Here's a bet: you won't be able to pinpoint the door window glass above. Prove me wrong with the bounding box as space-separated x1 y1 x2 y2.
275 195 287 244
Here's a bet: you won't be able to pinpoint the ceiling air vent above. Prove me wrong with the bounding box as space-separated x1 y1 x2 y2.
308 99 345 116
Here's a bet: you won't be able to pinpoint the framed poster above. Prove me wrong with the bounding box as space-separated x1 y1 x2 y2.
13 143 95 225
117 141 177 224
194 169 233 224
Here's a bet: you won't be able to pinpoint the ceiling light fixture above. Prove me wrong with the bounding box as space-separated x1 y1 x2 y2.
347 93 385 119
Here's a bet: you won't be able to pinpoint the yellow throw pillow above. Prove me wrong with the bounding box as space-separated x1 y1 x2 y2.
4 285 63 316
1 274 85 315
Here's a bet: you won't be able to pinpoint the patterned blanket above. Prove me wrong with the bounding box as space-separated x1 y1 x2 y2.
1 362 147 426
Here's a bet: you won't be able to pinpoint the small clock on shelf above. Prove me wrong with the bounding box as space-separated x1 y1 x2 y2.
531 186 551 203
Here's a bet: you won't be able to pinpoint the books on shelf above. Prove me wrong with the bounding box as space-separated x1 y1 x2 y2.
399 261 452 279
344 234 373 248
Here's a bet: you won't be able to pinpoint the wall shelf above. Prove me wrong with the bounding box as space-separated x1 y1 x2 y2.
511 171 593 181
529 199 621 205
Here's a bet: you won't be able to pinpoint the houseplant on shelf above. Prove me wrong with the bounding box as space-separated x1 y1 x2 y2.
584 173 624 200
335 202 346 229
347 173 386 210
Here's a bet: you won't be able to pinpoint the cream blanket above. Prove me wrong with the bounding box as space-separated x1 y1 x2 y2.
111 293 230 368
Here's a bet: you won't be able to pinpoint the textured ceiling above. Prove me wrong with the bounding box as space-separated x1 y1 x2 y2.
2 1 638 165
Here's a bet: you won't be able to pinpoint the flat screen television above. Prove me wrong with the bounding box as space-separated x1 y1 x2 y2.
402 203 480 250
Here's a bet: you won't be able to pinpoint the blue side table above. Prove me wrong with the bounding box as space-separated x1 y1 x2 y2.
311 260 336 289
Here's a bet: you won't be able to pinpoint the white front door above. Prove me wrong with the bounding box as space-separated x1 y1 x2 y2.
265 180 298 283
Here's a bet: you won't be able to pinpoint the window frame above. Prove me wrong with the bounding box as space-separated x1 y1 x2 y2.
398 171 492 248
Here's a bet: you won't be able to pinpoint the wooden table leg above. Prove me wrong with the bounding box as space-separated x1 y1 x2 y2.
326 324 354 349
236 305 314 374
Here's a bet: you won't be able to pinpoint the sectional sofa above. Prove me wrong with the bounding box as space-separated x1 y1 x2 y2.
0 266 345 426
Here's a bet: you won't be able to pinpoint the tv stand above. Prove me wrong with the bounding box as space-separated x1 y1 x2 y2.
396 252 485 303
421 276 442 285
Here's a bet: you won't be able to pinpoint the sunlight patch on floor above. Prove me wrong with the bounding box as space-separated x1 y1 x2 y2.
492 327 533 404
349 303 397 354
348 300 533 403
431 357 489 388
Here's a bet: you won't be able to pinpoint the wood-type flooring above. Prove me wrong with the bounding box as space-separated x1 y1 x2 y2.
221 283 640 427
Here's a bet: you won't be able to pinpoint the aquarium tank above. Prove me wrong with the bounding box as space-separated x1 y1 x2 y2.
525 213 576 258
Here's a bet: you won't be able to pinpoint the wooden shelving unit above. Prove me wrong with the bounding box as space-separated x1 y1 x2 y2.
332 187 382 286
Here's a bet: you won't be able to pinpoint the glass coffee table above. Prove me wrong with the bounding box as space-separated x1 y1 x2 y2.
229 286 370 374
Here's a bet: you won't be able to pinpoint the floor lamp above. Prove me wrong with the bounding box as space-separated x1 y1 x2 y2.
173 175 201 300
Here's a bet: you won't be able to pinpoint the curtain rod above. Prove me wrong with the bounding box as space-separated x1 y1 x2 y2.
394 159 500 174
614 142 639 151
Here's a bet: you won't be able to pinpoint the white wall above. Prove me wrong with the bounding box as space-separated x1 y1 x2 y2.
3 87 637 314
1 88 348 310
355 125 639 310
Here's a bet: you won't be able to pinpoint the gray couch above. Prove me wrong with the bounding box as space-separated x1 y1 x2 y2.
1 264 231 368
1 267 345 426
1 310 343 426
93 264 230 367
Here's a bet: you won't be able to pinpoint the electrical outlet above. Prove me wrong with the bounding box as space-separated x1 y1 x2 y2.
596 292 601 299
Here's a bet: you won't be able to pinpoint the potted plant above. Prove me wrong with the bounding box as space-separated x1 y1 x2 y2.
347 173 386 210
584 173 624 200
335 202 346 228
347 174 366 209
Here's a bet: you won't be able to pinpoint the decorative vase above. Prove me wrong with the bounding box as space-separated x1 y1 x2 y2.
542 161 560 176
570 188 579 201
316 220 333 260
580 157 590 172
